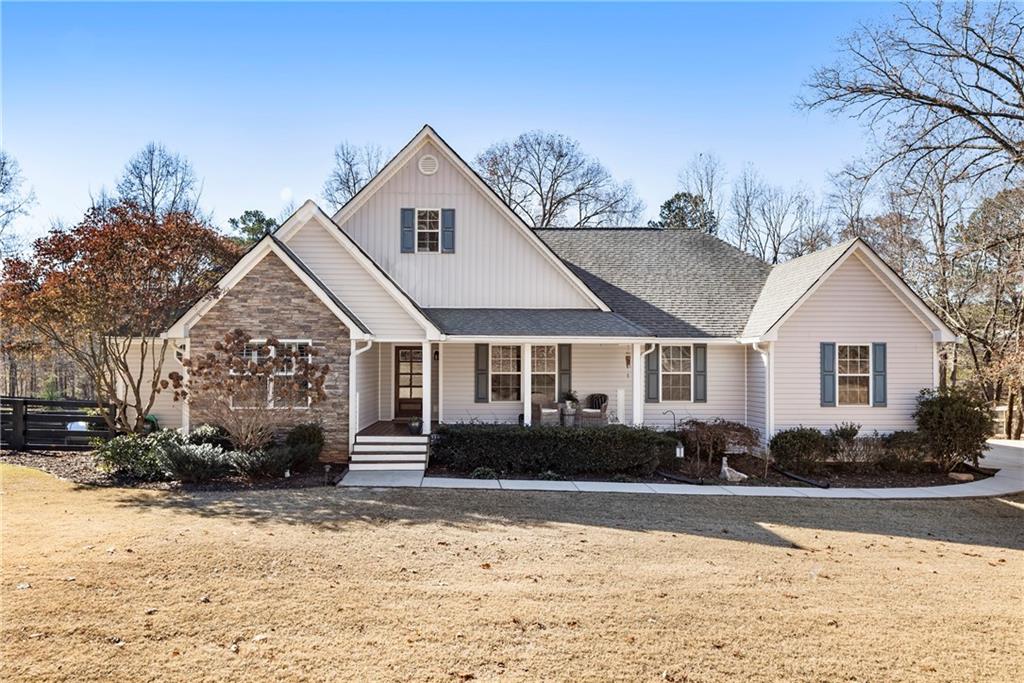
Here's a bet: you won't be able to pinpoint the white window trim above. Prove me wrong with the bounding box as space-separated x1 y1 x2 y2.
660 344 694 403
530 344 559 402
836 343 872 407
488 344 523 403
229 338 313 410
415 208 441 254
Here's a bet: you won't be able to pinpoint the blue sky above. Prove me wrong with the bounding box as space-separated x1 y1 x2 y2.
2 2 896 238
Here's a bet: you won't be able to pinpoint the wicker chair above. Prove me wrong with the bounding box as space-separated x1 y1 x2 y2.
531 393 560 426
579 393 608 427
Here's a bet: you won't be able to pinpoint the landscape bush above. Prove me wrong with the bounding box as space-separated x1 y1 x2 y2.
93 432 174 481
285 423 325 471
913 388 992 471
676 419 761 474
431 424 676 477
878 430 930 473
188 423 233 450
231 446 296 479
155 440 234 483
769 427 832 473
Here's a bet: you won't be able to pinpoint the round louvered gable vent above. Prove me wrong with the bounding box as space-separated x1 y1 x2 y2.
418 154 439 176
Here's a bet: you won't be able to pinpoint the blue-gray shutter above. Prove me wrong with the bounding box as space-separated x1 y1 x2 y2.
820 342 836 407
557 344 572 400
872 342 887 407
400 208 415 253
441 209 455 253
693 344 707 403
474 344 489 403
645 344 660 402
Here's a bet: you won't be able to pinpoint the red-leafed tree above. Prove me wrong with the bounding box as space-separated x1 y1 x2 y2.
0 201 239 432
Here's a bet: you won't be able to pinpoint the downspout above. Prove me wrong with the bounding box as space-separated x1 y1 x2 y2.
348 340 374 450
751 341 771 446
638 342 656 426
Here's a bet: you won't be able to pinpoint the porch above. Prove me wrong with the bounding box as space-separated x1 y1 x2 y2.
350 340 651 443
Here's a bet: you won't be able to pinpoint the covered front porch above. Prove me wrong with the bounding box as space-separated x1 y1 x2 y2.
349 340 655 446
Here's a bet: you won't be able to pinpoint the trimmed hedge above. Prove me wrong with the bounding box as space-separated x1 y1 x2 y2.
431 424 677 477
769 427 832 474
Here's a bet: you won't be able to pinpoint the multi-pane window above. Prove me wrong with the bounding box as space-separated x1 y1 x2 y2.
531 345 557 402
231 339 311 409
661 345 693 402
490 345 522 402
416 209 440 253
837 344 870 406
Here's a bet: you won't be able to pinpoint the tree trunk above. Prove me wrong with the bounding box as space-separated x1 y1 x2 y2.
1015 389 1024 440
1007 392 1016 440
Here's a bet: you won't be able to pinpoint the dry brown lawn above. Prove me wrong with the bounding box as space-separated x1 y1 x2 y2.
2 464 1022 682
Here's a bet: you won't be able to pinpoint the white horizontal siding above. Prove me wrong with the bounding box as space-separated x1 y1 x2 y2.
285 219 425 339
339 141 595 309
356 343 379 431
570 344 633 424
441 343 521 424
122 339 183 430
643 344 747 429
746 344 767 441
773 254 935 433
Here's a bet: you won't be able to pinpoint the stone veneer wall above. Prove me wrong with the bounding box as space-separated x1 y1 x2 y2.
189 251 351 461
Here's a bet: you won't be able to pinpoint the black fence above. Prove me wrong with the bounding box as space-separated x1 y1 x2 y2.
1 397 114 451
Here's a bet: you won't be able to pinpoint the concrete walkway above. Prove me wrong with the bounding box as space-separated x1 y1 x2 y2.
338 440 1024 499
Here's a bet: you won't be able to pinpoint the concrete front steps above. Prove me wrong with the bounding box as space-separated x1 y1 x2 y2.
348 433 429 471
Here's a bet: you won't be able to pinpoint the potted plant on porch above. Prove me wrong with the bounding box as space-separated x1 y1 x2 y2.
408 417 423 435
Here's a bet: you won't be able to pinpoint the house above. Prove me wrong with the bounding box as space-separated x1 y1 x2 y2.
143 125 958 470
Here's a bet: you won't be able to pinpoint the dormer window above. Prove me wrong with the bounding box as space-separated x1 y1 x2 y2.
416 209 440 253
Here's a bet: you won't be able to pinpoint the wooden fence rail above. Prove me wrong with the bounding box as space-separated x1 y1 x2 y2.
1 397 114 451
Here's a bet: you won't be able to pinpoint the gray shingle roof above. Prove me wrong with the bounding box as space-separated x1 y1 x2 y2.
422 308 650 337
741 238 857 338
537 229 772 338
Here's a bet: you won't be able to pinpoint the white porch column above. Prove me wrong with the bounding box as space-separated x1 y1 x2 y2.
421 340 432 435
631 342 644 426
521 343 532 425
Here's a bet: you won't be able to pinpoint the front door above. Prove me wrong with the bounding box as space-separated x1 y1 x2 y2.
394 346 423 419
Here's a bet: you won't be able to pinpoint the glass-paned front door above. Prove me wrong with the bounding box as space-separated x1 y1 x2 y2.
394 347 423 418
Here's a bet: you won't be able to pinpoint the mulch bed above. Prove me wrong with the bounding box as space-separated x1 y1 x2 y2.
426 452 995 489
0 450 343 491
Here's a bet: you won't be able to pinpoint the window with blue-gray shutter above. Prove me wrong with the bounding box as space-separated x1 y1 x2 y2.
441 209 455 253
400 208 415 253
693 344 707 403
645 344 660 402
474 344 489 403
820 342 836 407
557 344 572 400
872 342 887 407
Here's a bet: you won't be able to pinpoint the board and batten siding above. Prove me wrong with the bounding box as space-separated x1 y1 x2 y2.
284 218 425 339
745 344 767 441
122 339 184 430
338 141 595 309
772 254 934 433
643 344 747 429
356 343 379 431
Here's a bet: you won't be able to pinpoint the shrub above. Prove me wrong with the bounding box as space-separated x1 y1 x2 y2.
93 432 171 481
232 446 295 480
828 422 861 445
431 424 676 477
677 419 761 473
285 423 325 471
878 430 930 473
469 466 499 479
156 440 233 483
189 423 232 450
913 388 993 471
769 427 831 473
830 435 887 472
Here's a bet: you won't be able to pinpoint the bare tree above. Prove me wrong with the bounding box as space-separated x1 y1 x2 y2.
828 165 871 237
322 142 385 211
803 1 1024 184
116 142 202 222
726 164 764 254
784 194 836 259
475 131 644 227
679 151 726 232
0 151 35 255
